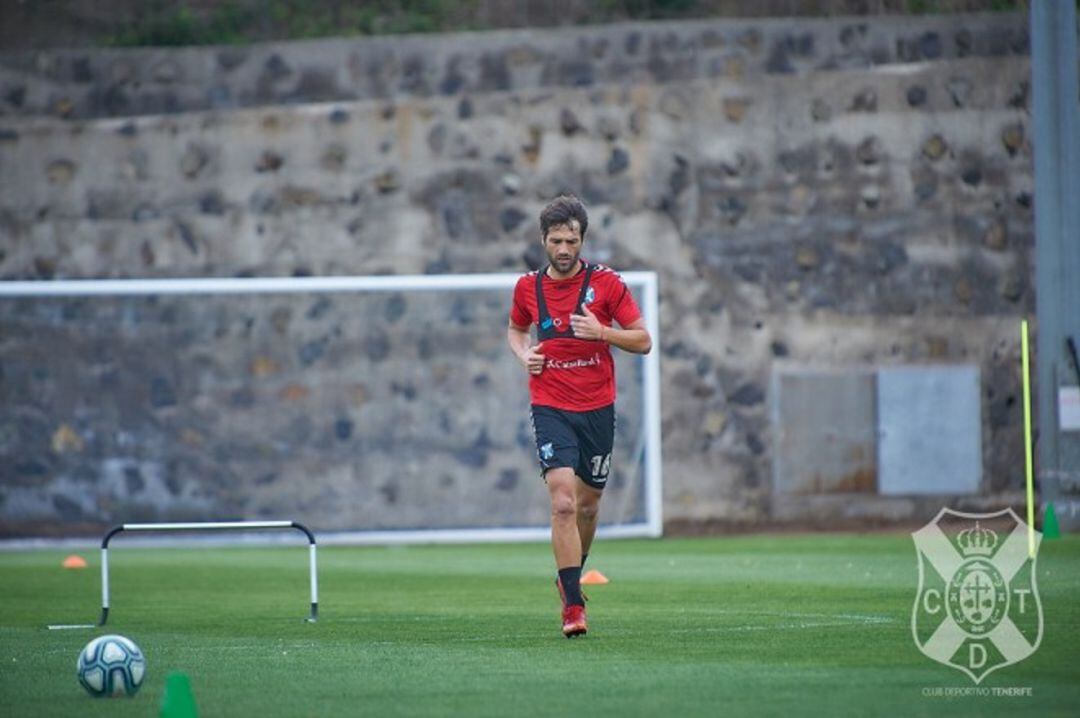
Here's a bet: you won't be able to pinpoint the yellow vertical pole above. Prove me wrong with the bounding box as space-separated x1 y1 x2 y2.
1021 319 1036 558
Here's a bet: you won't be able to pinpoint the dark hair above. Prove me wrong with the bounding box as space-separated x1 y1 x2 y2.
539 194 588 240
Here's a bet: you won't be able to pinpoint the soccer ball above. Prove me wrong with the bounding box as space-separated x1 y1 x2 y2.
76 634 146 697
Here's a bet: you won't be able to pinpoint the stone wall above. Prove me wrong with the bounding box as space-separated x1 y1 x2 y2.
0 14 1032 120
0 13 1038 535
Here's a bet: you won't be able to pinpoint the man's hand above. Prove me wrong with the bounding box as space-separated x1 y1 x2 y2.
569 305 605 342
521 342 546 375
508 324 546 375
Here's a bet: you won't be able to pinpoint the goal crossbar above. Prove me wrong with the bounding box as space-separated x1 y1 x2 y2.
98 520 318 626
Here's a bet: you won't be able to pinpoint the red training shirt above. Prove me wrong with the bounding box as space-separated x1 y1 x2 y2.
510 261 643 411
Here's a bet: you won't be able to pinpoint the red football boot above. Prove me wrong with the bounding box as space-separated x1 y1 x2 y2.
561 604 588 638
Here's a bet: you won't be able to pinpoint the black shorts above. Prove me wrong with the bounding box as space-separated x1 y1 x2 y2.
530 403 615 491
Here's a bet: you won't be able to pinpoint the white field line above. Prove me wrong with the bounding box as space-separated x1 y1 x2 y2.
666 619 894 635
327 610 899 643
734 610 896 624
38 613 897 649
452 616 897 642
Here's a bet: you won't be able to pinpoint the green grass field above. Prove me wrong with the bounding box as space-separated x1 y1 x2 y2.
1 534 1077 717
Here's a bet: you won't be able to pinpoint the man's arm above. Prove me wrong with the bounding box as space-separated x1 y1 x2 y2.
570 306 652 355
606 317 652 354
508 322 546 375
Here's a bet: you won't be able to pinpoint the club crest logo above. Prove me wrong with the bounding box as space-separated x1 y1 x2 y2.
912 508 1043 683
584 287 595 305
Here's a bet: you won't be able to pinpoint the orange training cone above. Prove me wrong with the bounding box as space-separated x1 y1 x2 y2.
581 569 609 585
62 555 88 569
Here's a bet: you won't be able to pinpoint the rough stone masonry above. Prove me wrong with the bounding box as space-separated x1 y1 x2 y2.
0 13 1038 535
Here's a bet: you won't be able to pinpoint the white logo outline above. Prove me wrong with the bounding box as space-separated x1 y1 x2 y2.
911 507 1043 684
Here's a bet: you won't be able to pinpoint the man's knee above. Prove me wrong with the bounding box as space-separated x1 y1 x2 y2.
547 469 578 519
577 500 600 522
551 487 577 518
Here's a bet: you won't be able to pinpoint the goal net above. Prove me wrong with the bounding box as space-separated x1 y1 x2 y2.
0 273 662 543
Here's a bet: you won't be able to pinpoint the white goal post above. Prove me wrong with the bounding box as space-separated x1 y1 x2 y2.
0 272 663 543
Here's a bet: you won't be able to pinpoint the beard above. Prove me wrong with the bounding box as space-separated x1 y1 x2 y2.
546 249 579 275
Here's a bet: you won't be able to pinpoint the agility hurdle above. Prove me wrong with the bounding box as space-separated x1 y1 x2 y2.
98 521 318 626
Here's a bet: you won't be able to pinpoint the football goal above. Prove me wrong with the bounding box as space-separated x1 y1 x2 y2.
0 273 662 544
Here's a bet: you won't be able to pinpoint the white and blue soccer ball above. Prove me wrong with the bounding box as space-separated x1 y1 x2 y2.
76 634 146 697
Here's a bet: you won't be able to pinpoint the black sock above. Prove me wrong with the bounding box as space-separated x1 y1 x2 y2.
558 566 585 607
581 553 588 569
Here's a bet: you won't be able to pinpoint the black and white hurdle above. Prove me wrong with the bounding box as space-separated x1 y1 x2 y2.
98 520 319 626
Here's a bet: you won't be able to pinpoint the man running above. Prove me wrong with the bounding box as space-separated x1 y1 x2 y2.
507 195 652 638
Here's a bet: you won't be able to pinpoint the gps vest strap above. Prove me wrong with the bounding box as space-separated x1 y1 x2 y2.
535 262 595 341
